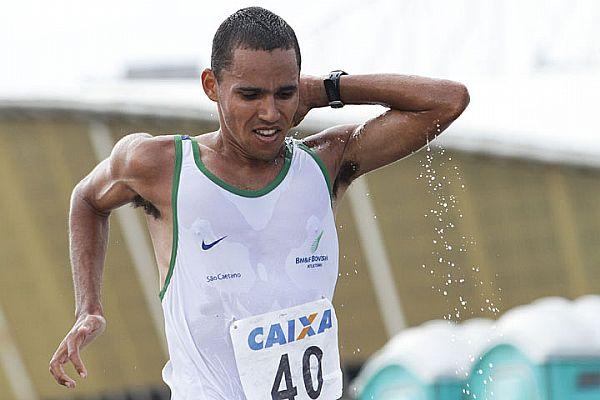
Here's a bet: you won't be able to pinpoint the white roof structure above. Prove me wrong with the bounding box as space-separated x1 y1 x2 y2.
1 75 598 169
351 295 600 396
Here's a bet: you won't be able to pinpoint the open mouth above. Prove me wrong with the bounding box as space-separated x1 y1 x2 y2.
253 128 280 137
253 128 282 143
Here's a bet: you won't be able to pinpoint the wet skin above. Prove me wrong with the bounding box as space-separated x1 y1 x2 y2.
193 48 305 196
49 45 470 388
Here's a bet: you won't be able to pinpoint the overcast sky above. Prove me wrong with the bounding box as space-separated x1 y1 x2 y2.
2 0 339 89
2 0 599 92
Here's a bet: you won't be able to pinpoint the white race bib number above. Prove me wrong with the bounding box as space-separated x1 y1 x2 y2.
230 298 343 400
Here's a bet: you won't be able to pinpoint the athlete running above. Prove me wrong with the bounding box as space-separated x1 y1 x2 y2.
49 6 469 400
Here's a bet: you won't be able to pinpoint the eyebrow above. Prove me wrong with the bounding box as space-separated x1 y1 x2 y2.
236 85 298 93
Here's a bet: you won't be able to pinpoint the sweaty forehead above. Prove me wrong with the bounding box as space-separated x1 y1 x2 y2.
223 48 299 87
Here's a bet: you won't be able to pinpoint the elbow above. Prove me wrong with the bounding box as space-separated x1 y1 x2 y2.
71 180 87 206
72 178 93 207
444 83 470 120
71 180 110 219
457 84 470 111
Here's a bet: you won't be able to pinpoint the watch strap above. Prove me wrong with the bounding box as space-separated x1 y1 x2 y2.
324 70 348 108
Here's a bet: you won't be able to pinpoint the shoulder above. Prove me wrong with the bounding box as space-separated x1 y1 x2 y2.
299 124 360 197
109 133 178 181
300 124 357 164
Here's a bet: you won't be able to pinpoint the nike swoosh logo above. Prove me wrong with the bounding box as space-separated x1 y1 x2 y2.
201 236 227 250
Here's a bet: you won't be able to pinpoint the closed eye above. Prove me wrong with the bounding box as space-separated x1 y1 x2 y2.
237 86 296 100
276 91 295 99
241 92 259 100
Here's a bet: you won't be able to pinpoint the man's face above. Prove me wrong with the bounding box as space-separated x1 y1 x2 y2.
205 47 300 161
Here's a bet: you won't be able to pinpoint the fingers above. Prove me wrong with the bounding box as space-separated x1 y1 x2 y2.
49 315 106 388
67 327 89 379
49 344 76 389
49 325 90 388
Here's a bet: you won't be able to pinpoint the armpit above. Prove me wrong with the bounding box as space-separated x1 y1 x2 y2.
333 159 360 198
132 195 161 220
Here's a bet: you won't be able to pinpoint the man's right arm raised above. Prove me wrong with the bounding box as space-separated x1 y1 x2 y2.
49 132 158 389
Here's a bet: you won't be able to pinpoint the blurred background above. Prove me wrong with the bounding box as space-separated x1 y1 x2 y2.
1 0 599 399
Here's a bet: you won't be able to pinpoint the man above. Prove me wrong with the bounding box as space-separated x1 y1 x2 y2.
49 6 469 400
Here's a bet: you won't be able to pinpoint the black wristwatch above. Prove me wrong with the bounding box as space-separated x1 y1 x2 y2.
324 70 348 108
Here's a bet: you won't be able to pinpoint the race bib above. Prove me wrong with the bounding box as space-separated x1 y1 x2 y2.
230 298 343 400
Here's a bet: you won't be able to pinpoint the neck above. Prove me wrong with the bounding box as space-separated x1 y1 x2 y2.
211 129 287 170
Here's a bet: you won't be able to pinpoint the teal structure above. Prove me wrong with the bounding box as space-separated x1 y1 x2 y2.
357 365 462 400
357 344 600 400
467 344 600 400
353 296 600 400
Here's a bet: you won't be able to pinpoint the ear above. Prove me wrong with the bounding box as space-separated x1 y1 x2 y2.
201 68 219 102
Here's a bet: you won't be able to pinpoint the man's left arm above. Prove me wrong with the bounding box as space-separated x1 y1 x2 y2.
300 74 469 196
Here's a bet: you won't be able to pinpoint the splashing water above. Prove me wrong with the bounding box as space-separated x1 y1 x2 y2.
417 142 502 320
417 142 503 398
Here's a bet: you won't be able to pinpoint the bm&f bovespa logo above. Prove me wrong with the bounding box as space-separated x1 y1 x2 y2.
295 230 328 269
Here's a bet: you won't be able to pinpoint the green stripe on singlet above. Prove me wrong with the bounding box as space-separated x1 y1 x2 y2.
159 135 183 301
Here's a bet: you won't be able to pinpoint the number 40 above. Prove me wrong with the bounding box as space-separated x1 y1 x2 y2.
271 346 324 400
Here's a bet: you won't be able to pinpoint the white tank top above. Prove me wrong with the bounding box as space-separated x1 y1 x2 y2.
160 135 340 399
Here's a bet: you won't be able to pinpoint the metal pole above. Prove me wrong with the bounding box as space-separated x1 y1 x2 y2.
346 175 407 337
0 305 38 400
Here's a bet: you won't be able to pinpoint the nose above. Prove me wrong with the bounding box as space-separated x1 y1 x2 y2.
257 95 280 123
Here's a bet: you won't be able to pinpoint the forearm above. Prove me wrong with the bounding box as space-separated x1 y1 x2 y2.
69 186 109 319
306 73 468 113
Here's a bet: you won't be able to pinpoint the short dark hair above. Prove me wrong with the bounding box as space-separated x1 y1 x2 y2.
211 7 301 82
